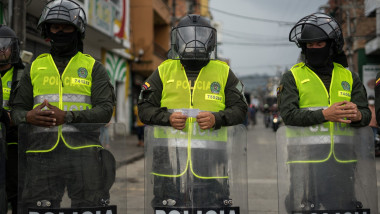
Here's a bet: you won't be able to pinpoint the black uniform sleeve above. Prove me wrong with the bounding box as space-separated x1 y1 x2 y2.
10 65 33 125
277 70 326 126
137 69 171 126
71 61 115 123
350 71 370 127
212 69 248 129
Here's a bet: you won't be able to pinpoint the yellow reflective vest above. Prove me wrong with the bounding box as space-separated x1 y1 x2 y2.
288 62 355 164
153 59 230 179
2 67 13 110
2 67 17 145
159 59 228 113
27 52 102 153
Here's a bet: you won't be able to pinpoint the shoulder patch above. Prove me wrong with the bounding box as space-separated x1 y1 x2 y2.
277 85 283 94
142 81 151 90
376 77 380 87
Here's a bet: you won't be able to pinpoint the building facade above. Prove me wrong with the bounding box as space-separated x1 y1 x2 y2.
326 0 378 97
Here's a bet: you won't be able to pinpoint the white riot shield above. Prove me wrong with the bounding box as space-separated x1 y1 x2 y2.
276 125 377 214
145 124 247 214
18 123 127 214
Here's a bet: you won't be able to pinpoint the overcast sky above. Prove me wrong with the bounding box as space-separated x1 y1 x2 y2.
209 0 328 77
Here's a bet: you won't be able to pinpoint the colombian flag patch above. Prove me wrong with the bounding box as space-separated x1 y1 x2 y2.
376 78 380 87
142 82 151 90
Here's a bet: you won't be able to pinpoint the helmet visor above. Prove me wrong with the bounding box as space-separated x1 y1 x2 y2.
0 38 12 50
169 26 217 60
0 38 19 65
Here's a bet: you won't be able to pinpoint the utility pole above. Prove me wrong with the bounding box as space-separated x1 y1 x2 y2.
346 9 354 71
171 0 176 28
188 0 195 14
11 0 26 49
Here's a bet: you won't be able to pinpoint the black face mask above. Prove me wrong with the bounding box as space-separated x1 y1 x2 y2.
48 31 79 57
305 41 333 67
180 59 210 71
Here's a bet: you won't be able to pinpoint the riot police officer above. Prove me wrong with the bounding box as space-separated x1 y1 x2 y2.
10 0 115 212
138 14 247 208
277 13 370 212
279 13 369 126
0 25 25 214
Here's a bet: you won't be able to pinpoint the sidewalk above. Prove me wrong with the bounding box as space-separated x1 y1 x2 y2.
107 133 145 169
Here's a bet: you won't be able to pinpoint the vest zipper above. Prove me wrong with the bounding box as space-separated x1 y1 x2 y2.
328 93 330 105
60 76 64 87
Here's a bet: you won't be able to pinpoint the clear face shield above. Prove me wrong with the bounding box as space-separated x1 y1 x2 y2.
169 25 217 60
0 37 19 65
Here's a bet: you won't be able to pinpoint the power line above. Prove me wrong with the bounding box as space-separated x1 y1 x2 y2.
221 41 293 46
223 31 288 42
200 4 296 25
232 64 293 69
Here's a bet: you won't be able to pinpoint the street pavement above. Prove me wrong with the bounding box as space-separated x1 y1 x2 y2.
120 114 380 214
122 114 280 214
12 116 380 214
108 129 145 214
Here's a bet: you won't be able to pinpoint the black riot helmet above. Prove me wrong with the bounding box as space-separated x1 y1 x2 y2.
0 25 20 65
289 13 344 54
168 14 217 61
37 0 87 39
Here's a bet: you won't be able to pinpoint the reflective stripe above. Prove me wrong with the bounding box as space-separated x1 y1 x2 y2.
301 106 327 111
288 136 354 146
29 125 82 134
34 94 91 105
287 136 331 146
3 100 8 108
154 139 226 149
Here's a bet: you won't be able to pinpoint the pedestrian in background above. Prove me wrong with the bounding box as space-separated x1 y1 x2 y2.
133 104 145 147
368 96 379 155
